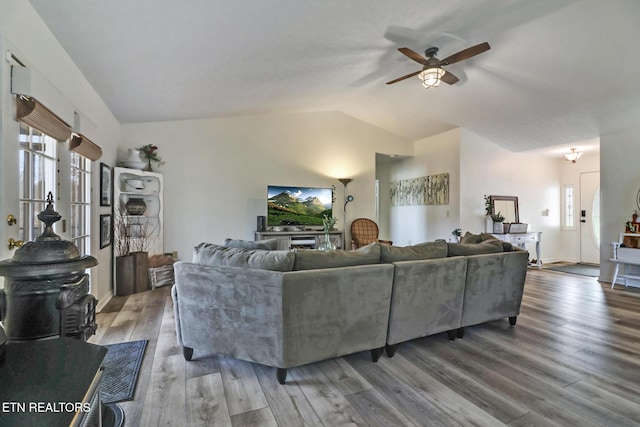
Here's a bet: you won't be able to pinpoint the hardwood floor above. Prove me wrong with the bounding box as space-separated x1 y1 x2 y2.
90 269 640 426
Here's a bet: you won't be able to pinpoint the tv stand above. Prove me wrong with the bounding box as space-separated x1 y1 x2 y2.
255 230 344 250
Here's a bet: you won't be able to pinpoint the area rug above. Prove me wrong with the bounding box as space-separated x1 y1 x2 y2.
100 340 147 404
544 263 599 277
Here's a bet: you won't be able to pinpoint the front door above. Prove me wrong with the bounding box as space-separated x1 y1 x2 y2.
580 171 600 264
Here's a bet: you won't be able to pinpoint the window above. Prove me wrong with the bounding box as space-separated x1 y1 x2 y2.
18 123 92 253
563 185 575 230
70 152 92 254
18 123 57 241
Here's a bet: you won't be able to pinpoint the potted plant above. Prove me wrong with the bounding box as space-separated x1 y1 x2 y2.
114 200 150 295
137 144 165 172
491 211 506 234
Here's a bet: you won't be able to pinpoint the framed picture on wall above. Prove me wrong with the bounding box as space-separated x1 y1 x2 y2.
100 163 112 207
100 214 112 249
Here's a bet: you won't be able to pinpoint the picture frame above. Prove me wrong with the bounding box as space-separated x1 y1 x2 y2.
100 163 112 207
100 214 112 249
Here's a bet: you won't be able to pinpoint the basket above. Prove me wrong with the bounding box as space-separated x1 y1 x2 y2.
149 264 174 289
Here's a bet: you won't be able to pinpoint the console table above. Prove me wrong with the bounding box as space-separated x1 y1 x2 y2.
0 338 107 426
255 230 344 250
492 232 542 268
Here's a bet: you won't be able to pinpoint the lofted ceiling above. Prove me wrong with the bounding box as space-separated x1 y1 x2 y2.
28 0 640 152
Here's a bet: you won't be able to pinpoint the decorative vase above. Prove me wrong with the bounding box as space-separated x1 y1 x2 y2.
318 232 336 250
493 221 504 234
121 149 146 170
485 215 494 233
125 197 147 216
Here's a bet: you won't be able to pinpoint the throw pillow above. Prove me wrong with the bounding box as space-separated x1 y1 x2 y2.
293 243 381 271
460 231 482 244
379 240 448 263
224 238 279 250
193 243 295 272
478 233 514 251
447 239 504 256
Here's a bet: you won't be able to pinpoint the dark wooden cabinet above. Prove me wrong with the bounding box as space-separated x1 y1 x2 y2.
0 338 107 426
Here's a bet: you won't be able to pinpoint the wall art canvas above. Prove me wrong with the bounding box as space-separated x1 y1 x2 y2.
390 173 449 206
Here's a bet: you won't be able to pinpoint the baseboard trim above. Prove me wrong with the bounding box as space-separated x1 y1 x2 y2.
96 292 113 312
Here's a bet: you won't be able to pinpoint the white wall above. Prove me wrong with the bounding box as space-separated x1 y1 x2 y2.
0 0 122 307
459 129 562 263
385 128 564 262
121 112 414 260
600 129 640 284
387 128 460 245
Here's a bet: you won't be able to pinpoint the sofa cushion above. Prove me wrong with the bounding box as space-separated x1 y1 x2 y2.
447 239 504 256
224 238 279 250
380 240 448 263
293 243 381 271
193 243 295 272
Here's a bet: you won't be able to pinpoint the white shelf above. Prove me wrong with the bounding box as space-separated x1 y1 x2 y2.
114 167 164 255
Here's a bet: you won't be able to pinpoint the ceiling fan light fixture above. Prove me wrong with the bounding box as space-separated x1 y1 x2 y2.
563 148 583 163
418 67 445 88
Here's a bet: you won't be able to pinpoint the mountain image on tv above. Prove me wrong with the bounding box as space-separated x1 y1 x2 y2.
267 186 333 226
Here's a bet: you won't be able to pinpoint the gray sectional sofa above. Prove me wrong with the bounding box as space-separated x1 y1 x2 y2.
171 233 528 384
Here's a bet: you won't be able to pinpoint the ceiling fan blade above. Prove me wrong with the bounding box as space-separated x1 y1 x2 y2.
441 70 459 85
441 42 490 66
386 70 422 85
398 47 427 65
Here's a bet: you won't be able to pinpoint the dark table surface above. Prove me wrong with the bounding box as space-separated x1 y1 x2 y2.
0 337 107 427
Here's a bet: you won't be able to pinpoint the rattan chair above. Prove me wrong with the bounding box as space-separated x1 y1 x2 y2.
350 218 392 250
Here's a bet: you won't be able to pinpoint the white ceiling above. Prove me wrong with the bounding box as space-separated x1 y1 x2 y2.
29 0 640 153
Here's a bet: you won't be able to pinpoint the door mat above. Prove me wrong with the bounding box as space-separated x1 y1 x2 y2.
100 340 147 404
543 263 599 277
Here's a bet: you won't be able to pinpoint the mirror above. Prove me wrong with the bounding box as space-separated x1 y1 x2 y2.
490 195 519 223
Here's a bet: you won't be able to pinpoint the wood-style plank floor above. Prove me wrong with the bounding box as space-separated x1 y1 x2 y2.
90 269 640 426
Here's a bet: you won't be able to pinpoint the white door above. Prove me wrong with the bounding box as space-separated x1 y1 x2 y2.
0 113 22 265
580 171 600 264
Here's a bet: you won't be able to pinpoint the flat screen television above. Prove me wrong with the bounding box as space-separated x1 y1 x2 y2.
267 185 333 227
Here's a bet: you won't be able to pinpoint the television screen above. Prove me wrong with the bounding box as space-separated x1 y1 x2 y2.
267 185 333 226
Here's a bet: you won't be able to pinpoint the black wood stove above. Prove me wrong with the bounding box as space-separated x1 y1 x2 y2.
0 193 98 342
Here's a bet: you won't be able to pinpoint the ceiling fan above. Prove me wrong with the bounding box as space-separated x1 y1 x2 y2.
386 42 490 88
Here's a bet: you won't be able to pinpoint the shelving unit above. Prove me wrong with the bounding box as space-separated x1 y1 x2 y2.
113 167 164 255
611 233 640 289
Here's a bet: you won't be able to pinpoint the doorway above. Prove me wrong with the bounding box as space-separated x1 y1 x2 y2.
580 171 600 264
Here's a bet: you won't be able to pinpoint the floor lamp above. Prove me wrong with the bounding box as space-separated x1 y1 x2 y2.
339 178 354 247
